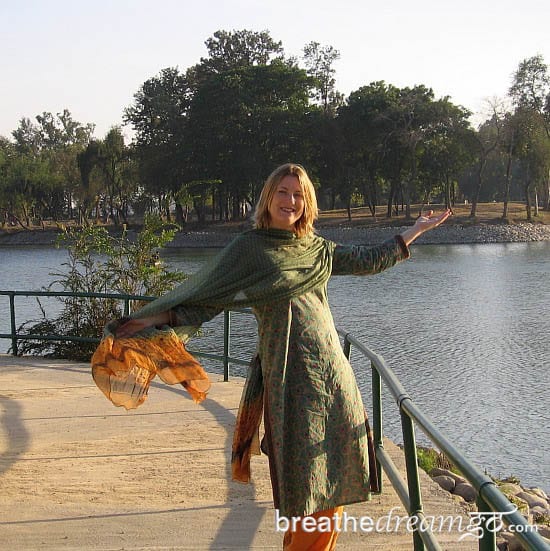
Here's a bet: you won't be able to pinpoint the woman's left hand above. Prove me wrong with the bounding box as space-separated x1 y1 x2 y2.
400 209 452 246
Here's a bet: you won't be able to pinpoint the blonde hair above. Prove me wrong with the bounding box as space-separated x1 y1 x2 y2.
253 163 318 237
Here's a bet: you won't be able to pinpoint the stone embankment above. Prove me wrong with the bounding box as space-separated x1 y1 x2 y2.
1 222 550 248
165 222 550 248
430 467 550 550
317 222 550 246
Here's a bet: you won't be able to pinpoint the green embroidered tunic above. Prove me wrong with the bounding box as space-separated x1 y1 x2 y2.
170 231 409 518
254 238 409 517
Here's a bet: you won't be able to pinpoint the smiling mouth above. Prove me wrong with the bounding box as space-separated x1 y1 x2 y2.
280 208 295 213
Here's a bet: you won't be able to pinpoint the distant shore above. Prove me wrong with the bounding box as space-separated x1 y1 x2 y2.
2 221 550 248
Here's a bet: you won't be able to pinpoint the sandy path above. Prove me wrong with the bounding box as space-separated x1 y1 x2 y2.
0 355 477 550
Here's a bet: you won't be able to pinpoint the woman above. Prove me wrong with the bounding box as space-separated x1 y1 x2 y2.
102 163 450 550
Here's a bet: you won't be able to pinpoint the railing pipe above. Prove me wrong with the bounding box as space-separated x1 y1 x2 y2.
223 310 230 381
476 494 498 551
343 333 351 361
9 292 17 356
371 362 383 492
340 330 548 551
401 410 425 551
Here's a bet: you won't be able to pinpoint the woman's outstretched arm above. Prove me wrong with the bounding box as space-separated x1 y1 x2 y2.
399 209 452 246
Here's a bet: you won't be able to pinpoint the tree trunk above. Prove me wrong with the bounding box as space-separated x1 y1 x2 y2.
403 182 412 220
502 152 513 220
525 181 532 221
231 195 240 220
444 175 451 210
470 158 486 218
174 203 185 226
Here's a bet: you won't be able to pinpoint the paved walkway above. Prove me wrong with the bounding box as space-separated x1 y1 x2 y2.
0 355 478 550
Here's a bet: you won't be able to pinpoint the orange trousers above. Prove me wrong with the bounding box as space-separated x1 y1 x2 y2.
283 506 344 551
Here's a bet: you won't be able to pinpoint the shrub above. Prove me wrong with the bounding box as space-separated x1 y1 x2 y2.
16 216 186 360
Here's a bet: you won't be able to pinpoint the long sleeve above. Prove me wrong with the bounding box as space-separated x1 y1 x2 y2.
331 235 410 276
169 304 222 328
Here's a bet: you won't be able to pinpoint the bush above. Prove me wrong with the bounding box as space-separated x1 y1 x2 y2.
16 216 186 360
416 446 457 474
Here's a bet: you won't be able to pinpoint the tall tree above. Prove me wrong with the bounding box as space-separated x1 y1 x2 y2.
185 61 313 219
124 67 193 224
302 42 343 114
98 127 131 225
9 110 94 222
419 99 476 209
469 105 504 218
509 54 550 114
509 55 550 213
199 29 284 74
337 82 400 217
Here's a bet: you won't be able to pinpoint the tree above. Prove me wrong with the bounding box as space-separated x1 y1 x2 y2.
512 107 550 220
76 140 102 224
509 54 550 114
124 67 193 224
198 29 284 75
336 82 400 216
468 104 504 217
185 60 313 219
97 127 131 225
302 42 343 114
419 99 476 209
509 54 550 212
9 110 94 222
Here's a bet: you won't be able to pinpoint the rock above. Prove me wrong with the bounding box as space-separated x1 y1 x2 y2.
507 535 527 551
430 467 467 485
499 532 523 551
508 495 530 519
453 482 477 503
531 505 549 517
498 482 524 497
528 487 549 501
517 491 548 509
538 525 550 539
433 475 455 492
430 467 451 477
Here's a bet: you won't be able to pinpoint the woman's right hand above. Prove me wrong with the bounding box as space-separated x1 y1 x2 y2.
115 312 170 338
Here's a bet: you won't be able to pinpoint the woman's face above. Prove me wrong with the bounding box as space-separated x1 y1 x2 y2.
268 175 305 231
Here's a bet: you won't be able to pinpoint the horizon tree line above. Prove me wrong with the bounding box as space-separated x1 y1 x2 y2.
1 30 549 229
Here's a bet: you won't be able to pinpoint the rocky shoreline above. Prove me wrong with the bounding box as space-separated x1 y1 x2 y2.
428 466 550 549
2 221 550 248
160 221 550 248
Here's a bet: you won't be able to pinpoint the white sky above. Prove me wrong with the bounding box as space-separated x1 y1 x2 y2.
1 0 549 140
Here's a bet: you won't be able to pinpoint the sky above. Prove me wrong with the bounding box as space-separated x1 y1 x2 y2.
1 0 549 141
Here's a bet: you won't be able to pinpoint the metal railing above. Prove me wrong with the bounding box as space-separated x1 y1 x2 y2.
340 330 549 551
1 290 547 550
0 290 249 380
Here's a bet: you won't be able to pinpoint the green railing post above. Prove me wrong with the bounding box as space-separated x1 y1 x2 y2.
9 292 18 356
343 333 351 361
223 310 230 381
476 494 497 551
371 361 383 493
401 408 425 551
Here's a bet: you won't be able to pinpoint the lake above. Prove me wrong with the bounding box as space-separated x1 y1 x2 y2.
1 241 549 492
